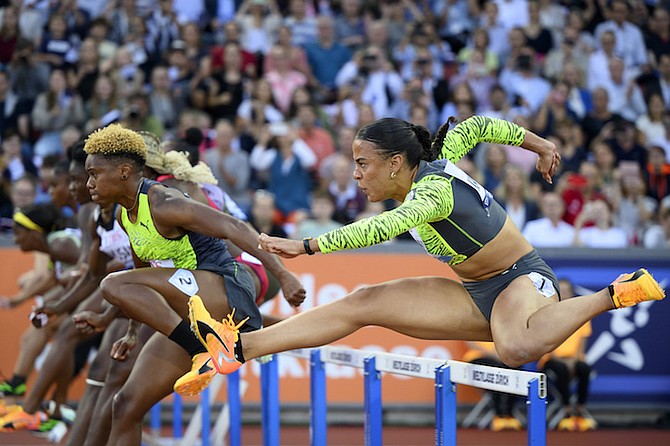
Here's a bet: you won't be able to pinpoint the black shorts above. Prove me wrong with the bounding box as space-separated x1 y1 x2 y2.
200 260 261 333
463 249 560 321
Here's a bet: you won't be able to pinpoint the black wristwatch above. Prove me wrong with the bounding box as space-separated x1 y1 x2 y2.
303 237 315 255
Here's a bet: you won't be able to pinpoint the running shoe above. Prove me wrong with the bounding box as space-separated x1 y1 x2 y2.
556 415 577 432
609 268 665 308
576 415 598 431
0 380 26 397
0 408 47 431
173 352 217 397
490 415 507 432
188 295 247 375
505 416 522 431
0 400 21 417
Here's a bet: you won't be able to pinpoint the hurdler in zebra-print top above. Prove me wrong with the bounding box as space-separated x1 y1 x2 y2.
316 116 526 265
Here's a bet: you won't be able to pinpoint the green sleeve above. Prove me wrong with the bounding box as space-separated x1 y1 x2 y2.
440 116 526 163
317 178 453 253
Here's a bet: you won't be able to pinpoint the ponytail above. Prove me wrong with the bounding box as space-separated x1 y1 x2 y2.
430 116 457 160
410 123 436 162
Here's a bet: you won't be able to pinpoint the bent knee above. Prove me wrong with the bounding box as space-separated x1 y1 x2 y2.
100 272 127 306
495 340 547 368
111 389 143 421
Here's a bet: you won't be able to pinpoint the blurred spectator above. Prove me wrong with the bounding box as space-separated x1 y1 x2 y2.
304 15 352 102
107 0 139 45
291 188 342 240
433 0 475 53
209 42 246 123
148 66 179 132
0 5 20 66
635 92 668 149
558 62 592 121
145 0 180 58
295 103 334 171
463 341 522 432
187 56 217 120
543 27 588 84
494 0 529 30
596 57 646 122
180 21 209 65
587 30 617 92
235 0 282 56
479 83 526 122
439 82 477 127
284 0 318 46
56 0 91 41
482 143 507 192
110 45 145 100
164 40 193 105
590 141 618 194
34 154 58 203
1 129 37 183
324 154 366 225
552 120 586 174
120 93 164 138
333 0 366 51
388 77 438 132
540 278 597 432
211 21 258 76
499 48 551 114
612 169 656 245
378 1 420 49
265 46 308 114
607 120 648 170
499 27 527 70
36 12 75 69
85 17 118 67
84 74 121 133
647 53 669 112
393 21 452 84
643 145 670 202
0 69 29 139
533 81 578 137
573 199 628 248
644 7 670 66
67 38 100 103
264 25 311 75
560 162 606 226
594 0 648 73
478 0 509 63
31 68 84 159
249 121 316 220
18 1 46 47
335 45 403 119
522 191 575 248
204 119 251 211
495 164 538 231
248 189 287 238
537 0 566 42
237 77 283 148
10 174 37 210
451 50 495 113
456 27 499 76
522 0 553 59
643 201 670 249
580 87 624 151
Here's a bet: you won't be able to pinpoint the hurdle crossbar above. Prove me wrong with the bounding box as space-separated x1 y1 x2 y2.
264 347 547 446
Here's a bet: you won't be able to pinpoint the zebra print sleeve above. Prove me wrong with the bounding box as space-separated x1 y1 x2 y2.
316 177 452 254
440 116 526 163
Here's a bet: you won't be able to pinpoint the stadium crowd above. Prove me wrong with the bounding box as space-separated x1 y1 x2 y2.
0 0 668 248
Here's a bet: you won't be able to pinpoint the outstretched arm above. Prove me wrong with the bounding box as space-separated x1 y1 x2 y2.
151 190 307 305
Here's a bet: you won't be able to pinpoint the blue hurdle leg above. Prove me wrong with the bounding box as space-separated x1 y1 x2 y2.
310 349 327 446
364 357 382 446
435 365 457 446
173 393 182 438
261 356 280 446
228 370 241 446
527 378 547 446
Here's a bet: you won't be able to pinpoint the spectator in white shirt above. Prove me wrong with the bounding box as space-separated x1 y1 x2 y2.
644 203 670 249
499 48 551 114
573 199 628 248
523 192 575 247
587 30 618 91
595 57 646 122
594 0 648 72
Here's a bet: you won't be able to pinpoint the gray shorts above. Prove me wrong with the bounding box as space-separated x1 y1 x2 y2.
200 260 262 333
463 249 560 321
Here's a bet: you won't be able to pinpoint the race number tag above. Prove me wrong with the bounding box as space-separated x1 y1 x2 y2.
168 269 199 296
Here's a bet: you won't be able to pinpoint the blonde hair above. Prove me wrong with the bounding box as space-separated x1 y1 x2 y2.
84 124 147 161
163 151 218 185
